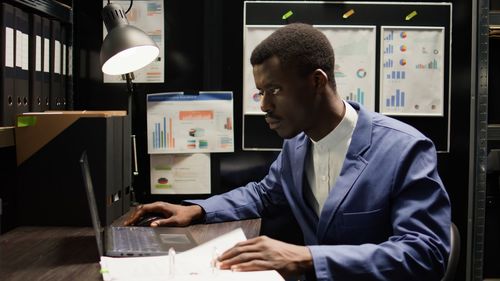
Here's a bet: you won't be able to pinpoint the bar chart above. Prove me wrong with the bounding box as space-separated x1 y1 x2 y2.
384 31 394 41
383 59 394 68
152 117 175 149
415 59 438 69
345 88 365 105
385 89 406 109
384 44 394 54
386 70 406 80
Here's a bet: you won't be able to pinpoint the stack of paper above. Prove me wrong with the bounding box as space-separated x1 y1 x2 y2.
100 228 284 281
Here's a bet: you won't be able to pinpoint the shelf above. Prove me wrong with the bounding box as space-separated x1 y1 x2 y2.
0 127 15 148
7 0 72 24
491 11 500 28
488 124 500 141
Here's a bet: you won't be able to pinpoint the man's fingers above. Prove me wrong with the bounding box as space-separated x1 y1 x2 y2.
219 251 262 269
150 217 176 227
229 259 271 272
123 205 147 226
124 202 170 226
219 239 262 261
140 202 164 213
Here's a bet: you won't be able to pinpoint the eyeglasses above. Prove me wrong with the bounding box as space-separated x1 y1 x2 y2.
256 87 281 97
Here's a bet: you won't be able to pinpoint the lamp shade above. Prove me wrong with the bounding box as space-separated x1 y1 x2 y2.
100 3 159 75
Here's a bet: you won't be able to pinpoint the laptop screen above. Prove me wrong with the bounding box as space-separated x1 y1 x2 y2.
80 151 104 257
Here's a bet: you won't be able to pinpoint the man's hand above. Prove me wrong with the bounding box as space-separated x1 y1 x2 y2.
218 235 314 277
123 202 204 227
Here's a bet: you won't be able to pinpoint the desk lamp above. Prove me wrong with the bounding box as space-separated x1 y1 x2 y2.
100 1 159 76
101 0 159 95
100 1 159 197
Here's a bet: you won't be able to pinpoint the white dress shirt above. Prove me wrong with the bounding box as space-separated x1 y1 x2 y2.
305 100 358 215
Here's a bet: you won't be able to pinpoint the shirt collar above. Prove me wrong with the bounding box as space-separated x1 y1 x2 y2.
310 100 358 153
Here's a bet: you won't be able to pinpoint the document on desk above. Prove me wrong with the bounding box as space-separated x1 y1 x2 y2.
100 228 284 281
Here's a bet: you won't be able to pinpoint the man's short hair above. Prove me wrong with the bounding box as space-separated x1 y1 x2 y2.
250 23 336 89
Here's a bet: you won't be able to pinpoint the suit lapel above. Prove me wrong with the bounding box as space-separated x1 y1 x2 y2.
316 101 372 242
292 137 320 237
291 136 308 204
317 155 367 241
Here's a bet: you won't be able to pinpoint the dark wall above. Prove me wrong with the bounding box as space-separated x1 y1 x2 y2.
73 1 474 280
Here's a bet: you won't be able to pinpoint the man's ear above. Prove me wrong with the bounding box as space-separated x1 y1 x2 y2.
312 69 329 89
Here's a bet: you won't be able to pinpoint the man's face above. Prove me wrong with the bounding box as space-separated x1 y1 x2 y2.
253 56 318 139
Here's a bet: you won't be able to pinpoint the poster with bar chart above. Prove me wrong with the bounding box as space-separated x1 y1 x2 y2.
318 26 376 111
243 25 376 113
380 26 445 116
147 92 234 153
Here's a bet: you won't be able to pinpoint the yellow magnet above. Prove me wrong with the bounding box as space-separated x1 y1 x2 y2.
282 10 293 20
405 11 417 21
343 9 355 19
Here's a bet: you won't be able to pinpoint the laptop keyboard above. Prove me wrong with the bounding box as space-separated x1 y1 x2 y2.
112 227 162 253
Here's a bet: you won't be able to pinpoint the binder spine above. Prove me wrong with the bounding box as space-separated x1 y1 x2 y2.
1 3 16 126
29 14 43 112
41 16 50 111
13 7 30 118
49 19 63 110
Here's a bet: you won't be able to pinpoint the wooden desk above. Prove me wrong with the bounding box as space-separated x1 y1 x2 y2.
0 219 261 281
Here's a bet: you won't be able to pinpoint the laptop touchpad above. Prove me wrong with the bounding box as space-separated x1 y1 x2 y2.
159 234 192 244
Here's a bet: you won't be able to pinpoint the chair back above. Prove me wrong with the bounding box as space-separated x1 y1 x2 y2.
441 222 460 281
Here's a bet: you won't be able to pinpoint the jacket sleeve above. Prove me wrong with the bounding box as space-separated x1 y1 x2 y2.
184 152 289 223
308 139 451 281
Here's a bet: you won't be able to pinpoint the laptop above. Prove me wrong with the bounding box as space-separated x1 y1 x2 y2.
79 151 197 257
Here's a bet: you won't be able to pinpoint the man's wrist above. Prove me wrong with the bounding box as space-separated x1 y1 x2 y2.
181 203 206 224
297 246 314 273
189 204 205 222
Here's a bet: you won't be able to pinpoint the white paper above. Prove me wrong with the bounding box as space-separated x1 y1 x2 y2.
150 154 211 194
242 26 279 114
54 40 61 74
43 38 50 73
380 26 445 116
21 33 29 70
15 30 22 68
5 27 14 68
243 25 376 113
35 35 42 71
147 92 234 154
103 0 165 83
318 25 376 111
100 228 284 281
62 44 67 75
68 46 73 76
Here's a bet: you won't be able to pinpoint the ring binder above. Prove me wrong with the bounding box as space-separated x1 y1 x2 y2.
1 3 16 126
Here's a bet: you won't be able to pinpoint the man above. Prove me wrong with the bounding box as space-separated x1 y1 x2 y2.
125 23 451 280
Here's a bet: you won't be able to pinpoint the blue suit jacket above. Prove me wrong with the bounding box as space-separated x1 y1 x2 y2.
187 102 451 280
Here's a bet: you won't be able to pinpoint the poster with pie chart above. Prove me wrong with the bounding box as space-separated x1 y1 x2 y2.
380 26 445 116
317 26 376 111
243 25 376 113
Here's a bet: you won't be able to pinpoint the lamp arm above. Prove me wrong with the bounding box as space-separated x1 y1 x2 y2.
123 72 139 175
122 72 139 204
124 72 135 96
